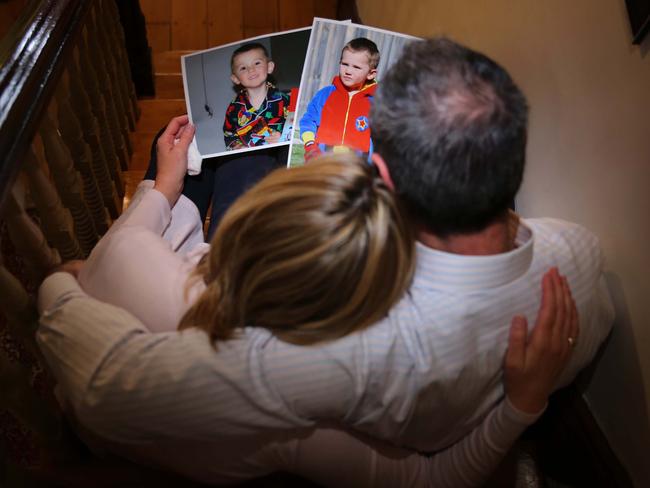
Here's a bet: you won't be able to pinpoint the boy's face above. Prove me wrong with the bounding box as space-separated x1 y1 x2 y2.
339 49 377 91
231 48 275 90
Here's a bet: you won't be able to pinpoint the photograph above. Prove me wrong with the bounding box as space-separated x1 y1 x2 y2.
182 27 311 159
289 19 419 167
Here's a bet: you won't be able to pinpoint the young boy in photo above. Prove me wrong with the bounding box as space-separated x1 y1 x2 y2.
300 38 380 161
223 43 290 150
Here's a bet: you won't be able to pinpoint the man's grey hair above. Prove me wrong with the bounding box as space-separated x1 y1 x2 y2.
370 37 528 236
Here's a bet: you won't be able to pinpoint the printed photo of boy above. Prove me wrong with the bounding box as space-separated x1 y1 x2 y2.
224 42 289 150
290 19 418 167
300 38 379 161
182 28 309 159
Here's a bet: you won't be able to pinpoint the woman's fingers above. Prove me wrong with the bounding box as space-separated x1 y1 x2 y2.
570 294 579 345
505 316 528 373
159 115 190 146
534 269 556 335
153 115 193 206
503 312 553 414
503 269 580 415
546 274 577 366
550 270 566 349
528 268 558 354
560 276 579 355
176 121 195 151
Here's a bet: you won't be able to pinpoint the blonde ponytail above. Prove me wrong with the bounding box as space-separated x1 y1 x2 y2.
179 154 415 346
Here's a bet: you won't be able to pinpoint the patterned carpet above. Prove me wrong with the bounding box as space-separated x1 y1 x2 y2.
0 218 49 475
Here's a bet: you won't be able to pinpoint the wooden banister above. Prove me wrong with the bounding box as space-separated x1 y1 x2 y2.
0 0 91 210
0 1 139 483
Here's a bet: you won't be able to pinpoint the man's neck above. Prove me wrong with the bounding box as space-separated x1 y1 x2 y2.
417 216 516 256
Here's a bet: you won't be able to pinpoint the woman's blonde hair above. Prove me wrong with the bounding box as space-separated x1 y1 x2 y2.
178 154 415 346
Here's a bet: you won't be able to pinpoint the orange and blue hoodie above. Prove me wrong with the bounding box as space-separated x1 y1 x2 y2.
300 76 377 154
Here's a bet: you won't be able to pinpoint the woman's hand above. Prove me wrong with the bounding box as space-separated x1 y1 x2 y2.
154 115 195 207
503 267 579 414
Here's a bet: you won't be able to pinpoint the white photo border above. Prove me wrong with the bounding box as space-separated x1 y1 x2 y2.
181 26 312 160
288 18 420 167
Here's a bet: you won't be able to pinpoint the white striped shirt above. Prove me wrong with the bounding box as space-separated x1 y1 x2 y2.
37 205 613 484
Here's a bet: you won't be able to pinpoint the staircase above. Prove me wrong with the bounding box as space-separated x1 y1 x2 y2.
124 50 192 207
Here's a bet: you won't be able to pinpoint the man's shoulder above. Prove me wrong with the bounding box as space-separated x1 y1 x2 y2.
524 217 605 290
525 216 597 238
526 217 602 261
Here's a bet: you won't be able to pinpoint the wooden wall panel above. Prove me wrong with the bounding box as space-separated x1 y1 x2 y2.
142 0 342 53
278 0 315 30
171 0 208 49
140 0 171 24
146 23 171 53
242 0 278 38
207 0 243 46
315 0 338 19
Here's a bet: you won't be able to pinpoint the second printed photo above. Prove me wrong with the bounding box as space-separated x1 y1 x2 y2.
290 19 419 166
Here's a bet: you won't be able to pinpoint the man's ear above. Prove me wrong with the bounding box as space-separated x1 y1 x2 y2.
230 74 240 85
372 153 395 191
267 61 275 74
366 69 377 81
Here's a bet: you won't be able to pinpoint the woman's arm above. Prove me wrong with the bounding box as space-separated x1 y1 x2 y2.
270 397 536 488
74 116 206 332
266 268 577 487
153 115 195 206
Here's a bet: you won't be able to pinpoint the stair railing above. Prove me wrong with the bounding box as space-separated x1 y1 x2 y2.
0 0 138 482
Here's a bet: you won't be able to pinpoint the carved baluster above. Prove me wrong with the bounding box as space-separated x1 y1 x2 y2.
87 6 133 164
82 21 131 172
33 108 99 256
57 65 124 198
26 136 93 259
93 0 136 133
73 31 124 196
70 38 125 218
57 65 124 214
56 60 124 202
92 3 136 156
0 183 62 282
35 107 122 231
102 0 140 121
88 1 135 130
